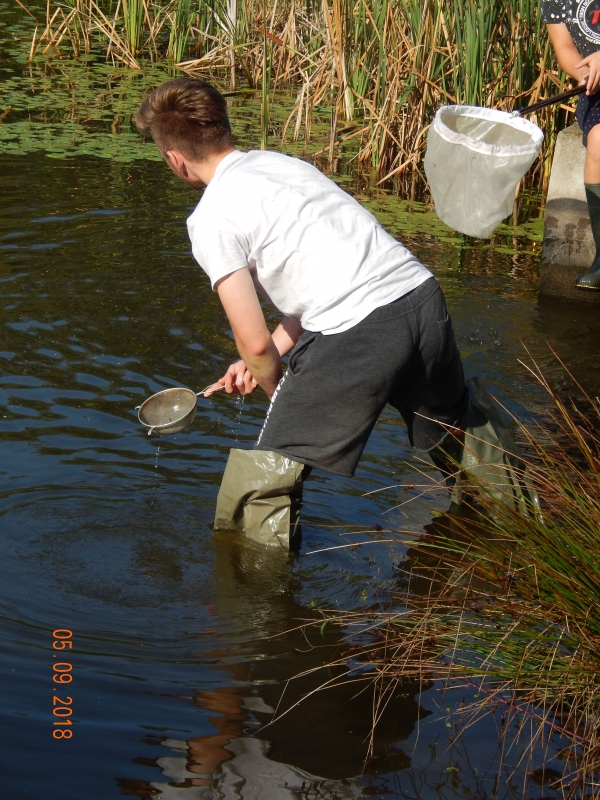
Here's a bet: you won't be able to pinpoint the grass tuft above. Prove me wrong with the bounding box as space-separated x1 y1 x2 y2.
286 354 600 795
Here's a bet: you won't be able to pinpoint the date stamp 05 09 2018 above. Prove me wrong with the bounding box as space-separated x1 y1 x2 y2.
52 630 73 739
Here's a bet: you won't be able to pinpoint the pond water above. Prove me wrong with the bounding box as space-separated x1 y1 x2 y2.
3 6 600 795
2 150 600 800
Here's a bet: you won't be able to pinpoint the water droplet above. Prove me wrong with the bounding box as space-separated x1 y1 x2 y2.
234 395 245 441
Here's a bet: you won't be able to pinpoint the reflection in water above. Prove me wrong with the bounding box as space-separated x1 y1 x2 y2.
204 535 421 779
148 735 364 799
120 533 420 798
0 151 584 798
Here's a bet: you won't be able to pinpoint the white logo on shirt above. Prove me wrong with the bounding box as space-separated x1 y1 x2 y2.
577 0 600 44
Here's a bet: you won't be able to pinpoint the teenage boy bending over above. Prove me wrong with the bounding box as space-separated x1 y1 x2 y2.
135 78 532 549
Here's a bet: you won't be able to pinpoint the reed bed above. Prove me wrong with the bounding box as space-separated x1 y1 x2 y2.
26 0 573 190
292 356 600 796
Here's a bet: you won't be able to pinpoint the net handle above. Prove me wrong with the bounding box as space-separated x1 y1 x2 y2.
515 83 586 116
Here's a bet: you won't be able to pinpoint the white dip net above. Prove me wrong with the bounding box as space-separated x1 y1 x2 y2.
424 106 544 238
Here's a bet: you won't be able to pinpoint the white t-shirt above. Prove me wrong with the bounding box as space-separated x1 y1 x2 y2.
187 150 432 335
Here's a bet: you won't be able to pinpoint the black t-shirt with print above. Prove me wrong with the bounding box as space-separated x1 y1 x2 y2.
542 0 600 56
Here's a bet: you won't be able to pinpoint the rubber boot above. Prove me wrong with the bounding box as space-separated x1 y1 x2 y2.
576 184 600 290
430 378 540 518
214 449 305 549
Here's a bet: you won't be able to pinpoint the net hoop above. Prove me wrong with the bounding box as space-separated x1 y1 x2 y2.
431 105 544 158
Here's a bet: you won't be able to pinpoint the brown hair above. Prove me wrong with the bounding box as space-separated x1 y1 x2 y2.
134 78 233 160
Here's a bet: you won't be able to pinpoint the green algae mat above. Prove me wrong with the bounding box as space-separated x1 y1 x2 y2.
0 1 543 259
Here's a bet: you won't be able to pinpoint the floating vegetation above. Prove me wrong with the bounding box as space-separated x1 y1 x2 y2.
7 0 576 192
0 1 544 259
0 50 544 261
360 193 544 253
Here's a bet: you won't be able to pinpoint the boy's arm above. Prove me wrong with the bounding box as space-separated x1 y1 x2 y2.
214 268 283 399
547 23 599 93
271 316 304 357
205 315 303 397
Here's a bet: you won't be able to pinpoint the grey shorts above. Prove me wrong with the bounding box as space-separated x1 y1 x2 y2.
255 277 468 477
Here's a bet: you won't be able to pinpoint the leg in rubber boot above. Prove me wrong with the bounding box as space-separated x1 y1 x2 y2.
214 449 305 549
432 378 540 517
576 184 600 290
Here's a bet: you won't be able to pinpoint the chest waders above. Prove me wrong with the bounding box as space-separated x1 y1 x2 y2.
213 381 539 550
214 449 306 549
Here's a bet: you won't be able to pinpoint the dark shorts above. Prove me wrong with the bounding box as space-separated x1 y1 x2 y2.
576 91 600 146
255 277 469 477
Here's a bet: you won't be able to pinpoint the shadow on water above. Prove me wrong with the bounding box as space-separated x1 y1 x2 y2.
1 146 599 799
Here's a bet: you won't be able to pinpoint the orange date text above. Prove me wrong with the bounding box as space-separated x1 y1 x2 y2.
52 630 73 739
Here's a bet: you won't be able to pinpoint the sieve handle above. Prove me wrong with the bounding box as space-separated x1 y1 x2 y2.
515 83 586 117
197 383 226 396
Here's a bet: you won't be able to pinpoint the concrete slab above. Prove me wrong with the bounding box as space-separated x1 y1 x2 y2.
539 123 600 304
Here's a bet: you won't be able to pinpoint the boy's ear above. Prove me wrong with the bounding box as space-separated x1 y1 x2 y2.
164 149 189 180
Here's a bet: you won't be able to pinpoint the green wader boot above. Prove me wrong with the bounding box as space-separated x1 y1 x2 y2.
576 184 600 291
214 449 305 549
431 378 540 517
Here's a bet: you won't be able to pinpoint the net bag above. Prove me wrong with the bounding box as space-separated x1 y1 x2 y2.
424 106 544 238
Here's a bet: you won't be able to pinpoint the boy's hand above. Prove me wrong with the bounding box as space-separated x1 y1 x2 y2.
206 360 258 396
575 52 600 94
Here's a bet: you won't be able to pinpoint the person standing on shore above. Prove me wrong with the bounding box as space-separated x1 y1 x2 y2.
544 1 600 290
